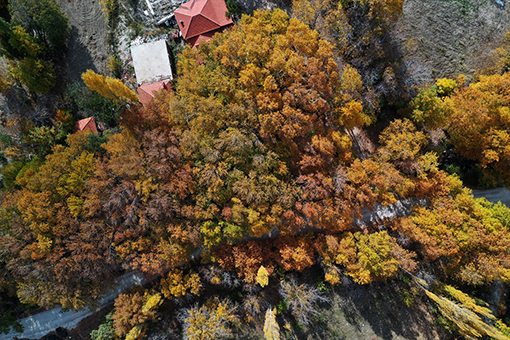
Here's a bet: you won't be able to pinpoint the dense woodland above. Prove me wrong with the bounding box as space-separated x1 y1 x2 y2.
1 0 510 339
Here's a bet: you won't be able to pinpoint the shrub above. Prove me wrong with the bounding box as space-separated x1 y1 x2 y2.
279 279 327 325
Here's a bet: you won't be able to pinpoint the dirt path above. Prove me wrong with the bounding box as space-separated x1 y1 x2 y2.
55 0 110 82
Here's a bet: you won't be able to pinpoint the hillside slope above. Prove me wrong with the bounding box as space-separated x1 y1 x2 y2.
400 0 510 79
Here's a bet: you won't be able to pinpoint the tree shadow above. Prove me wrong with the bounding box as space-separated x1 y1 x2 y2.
65 27 98 83
337 281 456 340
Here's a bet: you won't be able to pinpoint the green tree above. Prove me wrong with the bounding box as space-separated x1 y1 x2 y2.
9 57 55 93
0 19 55 93
0 19 42 59
9 0 70 55
90 312 115 340
405 79 456 129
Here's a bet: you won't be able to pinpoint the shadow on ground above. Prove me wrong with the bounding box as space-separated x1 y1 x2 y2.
284 279 457 340
65 27 98 82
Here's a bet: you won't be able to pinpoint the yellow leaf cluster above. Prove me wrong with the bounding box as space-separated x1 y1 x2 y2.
263 307 280 340
141 292 163 313
256 265 269 287
181 298 238 340
82 69 138 103
425 286 508 340
161 268 202 298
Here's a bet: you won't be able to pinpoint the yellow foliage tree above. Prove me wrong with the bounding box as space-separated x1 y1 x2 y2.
180 298 238 340
82 69 138 103
316 231 416 284
125 325 143 340
263 307 280 340
160 268 202 298
113 290 162 336
256 265 269 287
425 285 509 340
446 72 510 185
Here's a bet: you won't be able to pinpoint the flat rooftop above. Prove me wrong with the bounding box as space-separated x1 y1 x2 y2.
130 39 173 85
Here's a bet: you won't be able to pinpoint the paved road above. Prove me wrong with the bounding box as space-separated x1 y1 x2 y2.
4 272 146 340
472 187 510 207
4 188 509 340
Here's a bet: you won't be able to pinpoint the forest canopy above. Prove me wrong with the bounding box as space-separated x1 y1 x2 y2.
1 3 510 339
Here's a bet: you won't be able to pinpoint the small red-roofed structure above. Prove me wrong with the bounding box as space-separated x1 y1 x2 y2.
137 80 172 105
74 117 98 134
174 0 233 48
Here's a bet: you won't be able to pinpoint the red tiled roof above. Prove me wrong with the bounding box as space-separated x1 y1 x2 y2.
174 0 233 41
188 31 215 48
137 80 172 105
74 117 98 134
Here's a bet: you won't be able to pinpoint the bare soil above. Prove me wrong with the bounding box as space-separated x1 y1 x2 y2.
399 0 510 80
55 0 110 82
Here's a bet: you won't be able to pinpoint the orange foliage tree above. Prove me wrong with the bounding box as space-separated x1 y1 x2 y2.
397 176 510 285
446 72 510 185
0 132 118 308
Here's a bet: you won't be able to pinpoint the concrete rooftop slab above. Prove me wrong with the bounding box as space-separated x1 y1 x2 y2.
130 39 173 85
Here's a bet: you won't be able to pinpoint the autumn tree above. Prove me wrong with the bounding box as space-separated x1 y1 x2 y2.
263 307 281 340
293 0 416 108
404 77 458 129
377 118 438 178
378 118 427 162
179 298 239 340
83 123 195 276
82 70 138 103
256 266 269 287
315 231 416 284
0 132 119 308
275 235 315 272
214 239 276 283
424 284 509 340
292 0 332 29
113 290 163 336
160 268 202 298
445 72 510 186
397 178 510 285
169 8 373 244
242 293 269 320
488 30 510 74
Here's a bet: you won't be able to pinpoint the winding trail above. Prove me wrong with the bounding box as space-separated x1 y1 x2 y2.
4 188 509 339
3 272 147 340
